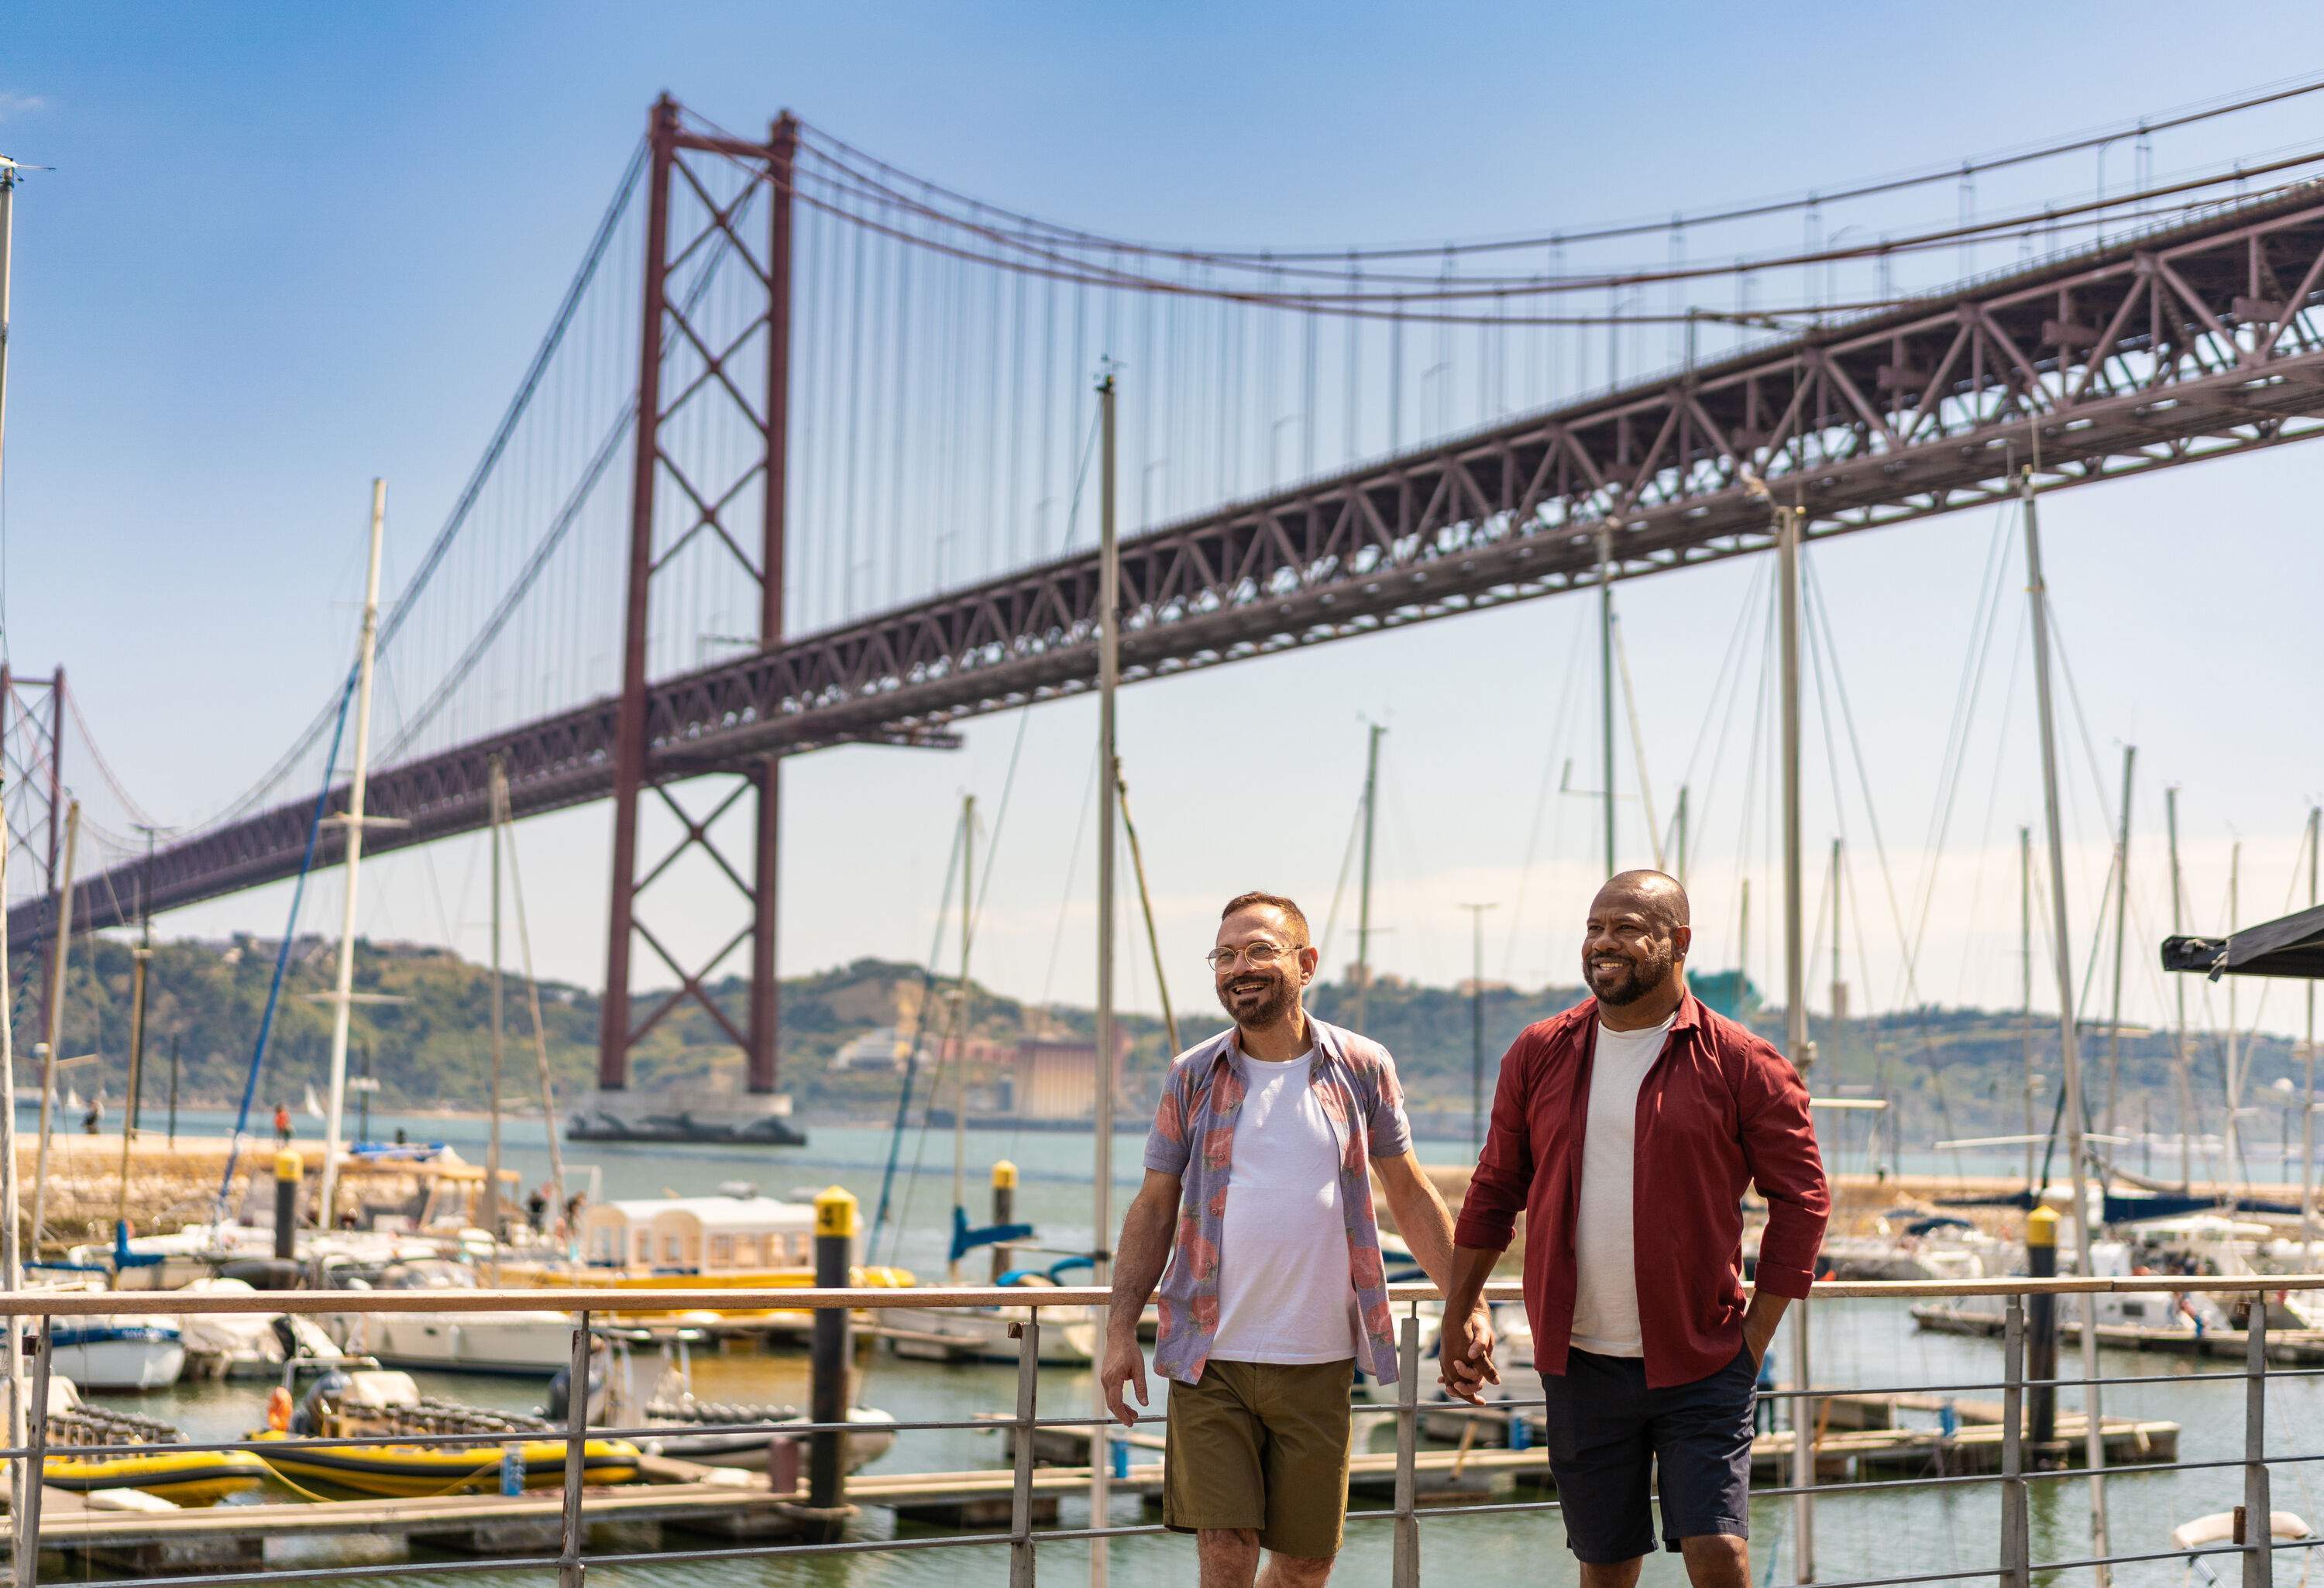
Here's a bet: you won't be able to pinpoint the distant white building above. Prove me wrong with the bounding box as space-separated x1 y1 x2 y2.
832 1026 910 1074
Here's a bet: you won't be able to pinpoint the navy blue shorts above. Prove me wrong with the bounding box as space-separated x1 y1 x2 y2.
1538 1345 1757 1563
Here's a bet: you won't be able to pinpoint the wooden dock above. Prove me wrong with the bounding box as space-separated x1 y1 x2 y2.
0 1458 799 1572
1912 1302 2324 1363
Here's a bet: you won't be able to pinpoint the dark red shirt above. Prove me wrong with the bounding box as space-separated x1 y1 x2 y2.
1452 992 1829 1388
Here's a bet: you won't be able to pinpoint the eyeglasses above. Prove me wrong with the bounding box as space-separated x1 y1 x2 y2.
1205 941 1297 971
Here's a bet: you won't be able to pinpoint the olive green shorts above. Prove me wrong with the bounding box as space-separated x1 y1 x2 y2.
1162 1357 1355 1559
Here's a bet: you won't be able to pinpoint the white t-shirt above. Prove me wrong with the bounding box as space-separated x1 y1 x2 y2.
1569 1012 1676 1358
1210 1050 1360 1364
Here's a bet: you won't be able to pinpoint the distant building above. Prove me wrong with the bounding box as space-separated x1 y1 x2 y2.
1007 1033 1133 1122
831 1026 910 1074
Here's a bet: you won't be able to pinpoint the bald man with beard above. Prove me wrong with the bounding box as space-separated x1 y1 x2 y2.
1439 871 1829 1588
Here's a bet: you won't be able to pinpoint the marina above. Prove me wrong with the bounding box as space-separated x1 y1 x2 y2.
0 12 2321 1587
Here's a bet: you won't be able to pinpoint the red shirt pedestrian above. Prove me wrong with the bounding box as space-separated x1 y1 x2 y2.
1452 992 1829 1389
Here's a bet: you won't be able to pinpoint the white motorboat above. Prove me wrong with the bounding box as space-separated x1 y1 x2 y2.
332 1258 576 1377
174 1277 349 1380
874 1282 1097 1366
50 1318 185 1391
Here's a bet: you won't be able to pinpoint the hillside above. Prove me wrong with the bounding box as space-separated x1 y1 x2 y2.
11 935 2300 1147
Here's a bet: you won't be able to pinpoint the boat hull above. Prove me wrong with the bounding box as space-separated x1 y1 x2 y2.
52 1325 186 1392
249 1433 641 1497
351 1314 577 1377
43 1450 269 1507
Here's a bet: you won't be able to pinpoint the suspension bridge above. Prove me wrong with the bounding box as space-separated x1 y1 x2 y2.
12 83 2324 1112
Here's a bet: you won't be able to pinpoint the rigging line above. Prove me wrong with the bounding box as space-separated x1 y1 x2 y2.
869 803 968 1256
1906 499 2019 961
1666 554 1772 878
1315 776 1368 978
57 699 163 834
788 73 2324 263
1801 554 1922 1006
966 403 1105 934
191 142 649 835
1037 738 1106 1010
1948 601 2030 1008
790 145 2322 301
1500 606 1592 980
1607 605 1664 871
214 674 356 1221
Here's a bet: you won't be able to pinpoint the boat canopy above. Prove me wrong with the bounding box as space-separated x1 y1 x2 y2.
2162 902 2324 981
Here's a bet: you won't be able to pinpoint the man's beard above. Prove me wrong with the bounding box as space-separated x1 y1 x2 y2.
1217 971 1298 1029
1590 943 1675 1007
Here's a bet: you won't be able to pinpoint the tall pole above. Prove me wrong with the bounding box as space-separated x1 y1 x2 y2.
114 827 158 1252
318 479 387 1232
2226 844 2243 1176
1830 837 1844 1024
947 792 974 1281
35 671 65 1063
2020 464 2109 1577
1091 369 1121 1588
2022 827 2037 1192
0 160 15 501
0 756 26 1578
746 111 798 1099
1776 500 1813 1580
2167 787 2195 1190
1459 903 1497 1156
1737 878 1752 1016
600 96 679 1095
2104 747 2136 1143
2303 805 2319 1257
29 800 79 1251
1598 523 1618 876
1354 723 1384 1031
1673 784 1690 885
483 755 507 1243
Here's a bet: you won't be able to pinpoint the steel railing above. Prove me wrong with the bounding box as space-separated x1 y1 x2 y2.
0 1273 2316 1587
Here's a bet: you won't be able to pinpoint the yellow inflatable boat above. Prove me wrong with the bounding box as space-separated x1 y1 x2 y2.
249 1366 641 1500
249 1430 640 1497
42 1448 270 1506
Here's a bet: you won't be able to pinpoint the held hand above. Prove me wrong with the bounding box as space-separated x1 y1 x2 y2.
1100 1335 1149 1428
1743 1312 1781 1370
1436 1305 1501 1405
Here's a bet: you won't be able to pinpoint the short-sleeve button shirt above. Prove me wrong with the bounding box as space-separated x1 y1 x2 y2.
1141 1017 1415 1386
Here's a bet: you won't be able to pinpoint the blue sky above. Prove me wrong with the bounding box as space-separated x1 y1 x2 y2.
2 4 2319 1051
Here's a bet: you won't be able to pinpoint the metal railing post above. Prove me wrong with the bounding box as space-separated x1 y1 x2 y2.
1791 1298 1815 1583
1009 1315 1040 1588
2244 1301 2271 1588
2000 1295 2029 1588
559 1309 590 1588
1392 1311 1421 1588
19 1318 50 1588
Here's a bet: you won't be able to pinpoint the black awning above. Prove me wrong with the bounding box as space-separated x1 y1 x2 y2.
2161 901 2324 981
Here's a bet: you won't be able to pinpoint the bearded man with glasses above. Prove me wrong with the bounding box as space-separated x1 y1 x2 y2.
1102 890 1496 1588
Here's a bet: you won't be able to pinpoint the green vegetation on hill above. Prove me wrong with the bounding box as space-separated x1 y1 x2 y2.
12 936 2298 1147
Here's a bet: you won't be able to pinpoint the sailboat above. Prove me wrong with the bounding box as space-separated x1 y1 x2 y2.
868 793 1097 1366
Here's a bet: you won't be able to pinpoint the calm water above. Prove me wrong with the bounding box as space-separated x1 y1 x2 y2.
77 1110 2322 1585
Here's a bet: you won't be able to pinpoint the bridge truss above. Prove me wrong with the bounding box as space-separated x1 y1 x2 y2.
22 152 2324 1099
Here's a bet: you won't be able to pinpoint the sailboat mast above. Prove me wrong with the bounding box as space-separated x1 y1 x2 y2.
484 755 506 1244
1091 369 1121 1588
1598 524 1618 875
115 827 158 1252
2166 787 2195 1190
318 479 387 1229
1776 497 1813 1579
947 791 974 1280
1354 721 1382 1030
2021 827 2036 1192
2103 747 2135 1143
2304 805 2319 1257
29 800 78 1251
2019 462 2109 1576
2226 844 2241 1176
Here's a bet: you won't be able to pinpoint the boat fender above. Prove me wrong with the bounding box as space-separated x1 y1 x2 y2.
266 1387 293 1432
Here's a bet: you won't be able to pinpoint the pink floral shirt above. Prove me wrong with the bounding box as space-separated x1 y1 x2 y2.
1141 1017 1414 1386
